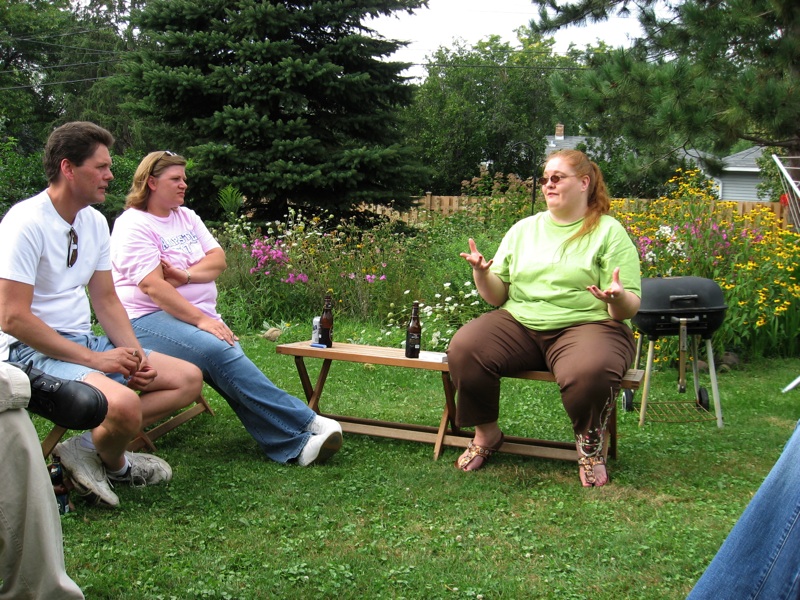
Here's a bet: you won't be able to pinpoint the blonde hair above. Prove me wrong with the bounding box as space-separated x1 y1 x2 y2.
545 149 610 244
125 151 187 210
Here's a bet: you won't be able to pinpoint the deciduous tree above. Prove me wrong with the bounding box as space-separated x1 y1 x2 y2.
404 30 581 194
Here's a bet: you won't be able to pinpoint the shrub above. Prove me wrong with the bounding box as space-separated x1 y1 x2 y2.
614 168 800 359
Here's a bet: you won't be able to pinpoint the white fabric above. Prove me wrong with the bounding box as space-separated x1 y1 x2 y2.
0 191 111 358
0 364 84 599
0 365 29 413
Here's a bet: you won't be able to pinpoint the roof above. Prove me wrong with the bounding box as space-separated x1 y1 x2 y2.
544 135 587 153
721 147 764 173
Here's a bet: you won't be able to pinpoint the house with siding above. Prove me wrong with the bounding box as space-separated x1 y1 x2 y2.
713 146 765 202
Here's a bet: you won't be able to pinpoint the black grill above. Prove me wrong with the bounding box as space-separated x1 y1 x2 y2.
632 276 727 340
628 276 727 427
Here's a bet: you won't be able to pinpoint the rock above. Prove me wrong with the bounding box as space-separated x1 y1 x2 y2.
262 327 282 342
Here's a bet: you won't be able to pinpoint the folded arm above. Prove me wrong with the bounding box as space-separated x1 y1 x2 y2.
137 253 236 345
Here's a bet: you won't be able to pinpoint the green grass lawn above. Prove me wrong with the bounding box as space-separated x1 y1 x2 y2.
36 327 800 599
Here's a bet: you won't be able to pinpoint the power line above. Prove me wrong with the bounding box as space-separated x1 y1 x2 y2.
0 58 125 76
0 75 113 92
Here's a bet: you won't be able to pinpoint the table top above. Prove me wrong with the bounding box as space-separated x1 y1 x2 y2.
275 340 450 371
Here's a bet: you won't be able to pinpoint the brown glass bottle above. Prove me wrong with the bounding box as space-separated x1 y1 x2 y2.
405 301 421 358
319 294 334 347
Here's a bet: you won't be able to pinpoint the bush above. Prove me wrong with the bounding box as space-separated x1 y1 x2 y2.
614 168 800 360
0 138 46 215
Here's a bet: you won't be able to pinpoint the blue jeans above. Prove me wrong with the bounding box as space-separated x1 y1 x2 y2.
687 419 800 599
131 311 314 464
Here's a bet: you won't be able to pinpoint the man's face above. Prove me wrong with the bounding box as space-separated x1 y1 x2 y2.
68 145 114 205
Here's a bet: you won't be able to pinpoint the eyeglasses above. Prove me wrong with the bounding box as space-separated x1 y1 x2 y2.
148 150 177 178
538 174 576 186
67 227 78 268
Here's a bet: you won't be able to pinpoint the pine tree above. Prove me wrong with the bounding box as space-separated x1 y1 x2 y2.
530 0 800 181
121 0 427 218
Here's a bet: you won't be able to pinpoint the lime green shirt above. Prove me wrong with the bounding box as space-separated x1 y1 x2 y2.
490 212 641 330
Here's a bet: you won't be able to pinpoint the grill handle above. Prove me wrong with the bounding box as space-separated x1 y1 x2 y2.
669 293 699 308
670 315 700 324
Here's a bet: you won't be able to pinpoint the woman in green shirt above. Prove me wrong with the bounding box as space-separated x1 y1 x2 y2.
448 150 641 486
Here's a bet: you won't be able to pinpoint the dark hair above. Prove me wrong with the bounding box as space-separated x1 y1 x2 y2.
125 151 188 210
43 122 115 184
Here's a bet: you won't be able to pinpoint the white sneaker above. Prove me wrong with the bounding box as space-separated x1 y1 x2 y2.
298 416 343 466
55 436 119 507
305 414 343 437
109 452 173 487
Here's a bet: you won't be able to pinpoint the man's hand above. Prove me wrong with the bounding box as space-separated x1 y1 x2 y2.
91 347 143 378
127 361 158 391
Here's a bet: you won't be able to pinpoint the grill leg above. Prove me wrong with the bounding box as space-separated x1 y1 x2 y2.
638 340 656 427
705 338 724 428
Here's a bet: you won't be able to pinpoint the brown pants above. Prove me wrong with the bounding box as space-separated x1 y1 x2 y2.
447 309 635 456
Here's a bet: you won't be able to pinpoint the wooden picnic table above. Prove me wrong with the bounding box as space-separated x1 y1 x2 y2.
276 340 643 462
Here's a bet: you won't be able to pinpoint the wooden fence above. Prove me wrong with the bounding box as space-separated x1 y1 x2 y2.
363 195 793 230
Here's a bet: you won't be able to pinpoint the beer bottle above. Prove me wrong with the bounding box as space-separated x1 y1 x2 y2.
405 300 422 358
320 294 334 347
48 456 71 515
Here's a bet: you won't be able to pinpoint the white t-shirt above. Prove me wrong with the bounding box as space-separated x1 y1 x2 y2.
110 207 222 320
0 190 111 356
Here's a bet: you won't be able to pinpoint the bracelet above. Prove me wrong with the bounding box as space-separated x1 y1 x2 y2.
185 269 192 284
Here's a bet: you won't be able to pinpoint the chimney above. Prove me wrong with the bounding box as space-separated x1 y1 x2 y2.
555 123 565 140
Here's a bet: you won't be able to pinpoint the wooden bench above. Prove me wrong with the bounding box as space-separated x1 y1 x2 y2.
40 394 214 458
275 341 643 462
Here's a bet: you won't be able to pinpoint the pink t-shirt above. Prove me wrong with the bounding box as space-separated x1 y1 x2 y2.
110 207 222 320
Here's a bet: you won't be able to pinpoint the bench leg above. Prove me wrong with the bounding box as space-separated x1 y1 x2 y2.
607 402 617 460
434 372 459 460
42 425 69 459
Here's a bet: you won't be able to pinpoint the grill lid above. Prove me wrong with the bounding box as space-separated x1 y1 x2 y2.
632 276 728 339
636 276 727 314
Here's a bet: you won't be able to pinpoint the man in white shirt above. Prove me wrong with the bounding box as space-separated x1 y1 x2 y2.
0 122 203 507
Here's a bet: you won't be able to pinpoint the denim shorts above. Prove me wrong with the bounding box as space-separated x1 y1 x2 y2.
8 333 150 385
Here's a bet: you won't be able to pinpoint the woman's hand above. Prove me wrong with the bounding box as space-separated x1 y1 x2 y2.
160 259 188 288
197 315 238 346
587 267 624 304
460 238 493 271
587 267 641 320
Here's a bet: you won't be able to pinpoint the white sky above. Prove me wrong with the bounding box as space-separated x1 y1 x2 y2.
369 0 644 80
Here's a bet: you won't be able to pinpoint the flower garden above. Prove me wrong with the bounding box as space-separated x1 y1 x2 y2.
214 168 800 363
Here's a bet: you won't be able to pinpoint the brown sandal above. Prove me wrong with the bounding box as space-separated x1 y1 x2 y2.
578 455 607 487
455 433 505 471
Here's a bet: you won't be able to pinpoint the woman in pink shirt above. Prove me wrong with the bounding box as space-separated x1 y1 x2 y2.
110 151 342 466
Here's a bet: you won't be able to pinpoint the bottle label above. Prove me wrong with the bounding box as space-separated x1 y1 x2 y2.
405 332 421 357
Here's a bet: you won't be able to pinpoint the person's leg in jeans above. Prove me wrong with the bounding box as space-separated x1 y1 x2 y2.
447 309 547 470
687 419 800 599
131 311 319 463
0 408 84 600
545 320 636 486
